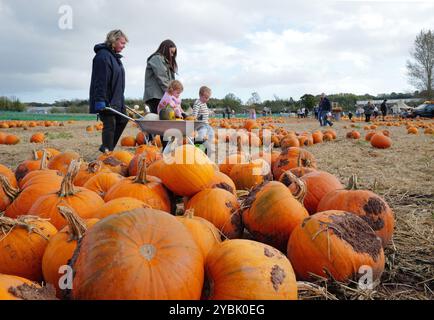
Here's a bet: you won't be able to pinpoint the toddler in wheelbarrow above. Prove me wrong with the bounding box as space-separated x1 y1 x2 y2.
155 82 214 157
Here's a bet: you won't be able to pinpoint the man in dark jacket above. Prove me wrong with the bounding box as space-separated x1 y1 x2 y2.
89 29 128 153
318 93 333 126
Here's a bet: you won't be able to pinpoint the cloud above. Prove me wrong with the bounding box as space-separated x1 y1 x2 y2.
1 0 434 103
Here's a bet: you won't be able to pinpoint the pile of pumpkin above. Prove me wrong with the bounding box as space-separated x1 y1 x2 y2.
0 130 395 300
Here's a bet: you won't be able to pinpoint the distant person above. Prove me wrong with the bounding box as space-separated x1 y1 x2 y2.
249 108 257 119
157 80 184 119
373 105 379 119
192 86 214 157
144 39 178 114
314 106 319 119
304 107 309 118
348 110 353 121
225 106 232 119
318 93 333 126
357 106 364 120
89 29 129 153
380 99 388 121
364 101 374 122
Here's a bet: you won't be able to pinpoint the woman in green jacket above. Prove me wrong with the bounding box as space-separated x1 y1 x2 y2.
143 40 178 113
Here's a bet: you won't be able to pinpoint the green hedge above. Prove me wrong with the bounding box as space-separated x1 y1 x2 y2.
0 112 97 121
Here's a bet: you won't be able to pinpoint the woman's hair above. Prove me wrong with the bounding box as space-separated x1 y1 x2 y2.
167 80 183 94
105 29 129 49
149 39 178 73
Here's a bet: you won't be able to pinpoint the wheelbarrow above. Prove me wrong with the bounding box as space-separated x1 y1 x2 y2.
104 106 207 152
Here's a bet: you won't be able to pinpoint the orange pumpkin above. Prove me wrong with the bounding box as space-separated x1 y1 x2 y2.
176 210 222 259
19 164 62 190
30 133 45 143
312 131 324 144
204 239 298 300
35 148 61 160
71 208 204 299
47 151 81 176
135 131 147 145
280 135 300 149
287 210 385 282
104 155 171 213
229 158 272 191
203 171 237 194
323 129 337 139
281 170 343 215
15 151 42 181
128 149 162 177
289 166 317 178
0 164 18 211
97 151 133 177
42 206 99 297
272 147 317 180
82 171 124 198
5 172 63 218
0 216 57 281
145 158 165 179
27 160 105 229
4 134 20 145
242 181 309 252
346 130 361 139
120 136 136 147
370 133 392 149
218 153 247 176
186 188 242 239
317 175 395 246
159 144 215 197
407 127 418 134
73 161 110 186
91 197 148 219
251 150 280 168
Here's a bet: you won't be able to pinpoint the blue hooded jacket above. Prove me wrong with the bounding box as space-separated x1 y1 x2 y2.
89 43 125 114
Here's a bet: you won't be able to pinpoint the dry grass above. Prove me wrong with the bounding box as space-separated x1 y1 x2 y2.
0 117 433 300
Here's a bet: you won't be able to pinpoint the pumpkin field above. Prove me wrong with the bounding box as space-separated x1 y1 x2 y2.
0 115 433 300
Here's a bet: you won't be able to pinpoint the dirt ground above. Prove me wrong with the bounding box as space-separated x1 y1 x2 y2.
0 117 433 300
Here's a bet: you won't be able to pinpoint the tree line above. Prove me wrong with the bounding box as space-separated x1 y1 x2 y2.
1 90 424 114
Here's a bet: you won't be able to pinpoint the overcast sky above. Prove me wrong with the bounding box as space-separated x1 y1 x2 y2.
1 0 433 104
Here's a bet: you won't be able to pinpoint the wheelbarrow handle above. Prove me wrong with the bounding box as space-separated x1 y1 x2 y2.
103 107 136 122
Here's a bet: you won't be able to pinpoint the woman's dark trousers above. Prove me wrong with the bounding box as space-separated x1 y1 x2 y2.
99 110 128 152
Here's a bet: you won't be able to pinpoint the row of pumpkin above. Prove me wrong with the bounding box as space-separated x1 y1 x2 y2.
0 136 394 299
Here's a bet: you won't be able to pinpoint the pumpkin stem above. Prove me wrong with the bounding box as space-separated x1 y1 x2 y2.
0 174 20 201
134 153 148 184
39 149 49 170
59 160 81 197
297 151 312 168
236 136 242 153
0 215 49 241
31 148 38 160
87 160 103 174
183 208 195 219
57 206 88 242
347 174 359 190
279 171 307 203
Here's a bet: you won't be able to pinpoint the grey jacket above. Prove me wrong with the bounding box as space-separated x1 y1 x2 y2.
364 104 374 115
143 53 175 102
